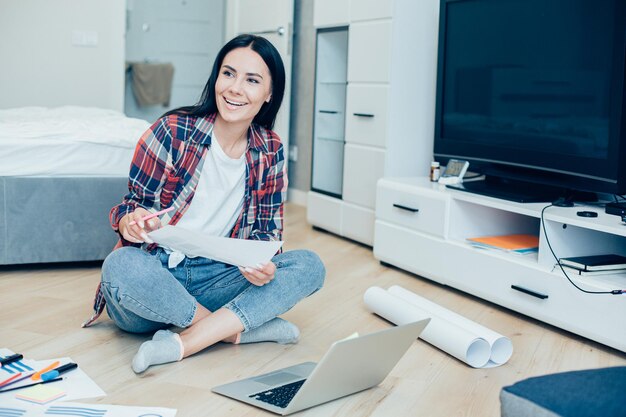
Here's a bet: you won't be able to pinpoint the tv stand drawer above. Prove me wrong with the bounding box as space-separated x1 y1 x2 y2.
376 179 449 237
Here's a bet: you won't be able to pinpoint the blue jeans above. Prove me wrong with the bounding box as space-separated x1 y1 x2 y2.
100 247 325 334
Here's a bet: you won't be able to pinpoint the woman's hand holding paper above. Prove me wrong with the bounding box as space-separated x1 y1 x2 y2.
239 262 276 286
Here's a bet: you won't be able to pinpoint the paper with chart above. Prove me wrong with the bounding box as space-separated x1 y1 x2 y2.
148 225 283 268
0 348 105 407
0 402 177 417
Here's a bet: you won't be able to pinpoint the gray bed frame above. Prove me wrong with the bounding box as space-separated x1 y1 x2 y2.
0 176 128 265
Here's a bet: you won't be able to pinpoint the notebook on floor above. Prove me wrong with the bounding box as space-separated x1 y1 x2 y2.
212 319 430 415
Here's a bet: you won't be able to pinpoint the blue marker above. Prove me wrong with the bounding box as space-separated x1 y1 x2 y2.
41 363 78 381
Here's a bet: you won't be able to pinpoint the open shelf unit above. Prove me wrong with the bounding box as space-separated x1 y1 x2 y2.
311 27 349 198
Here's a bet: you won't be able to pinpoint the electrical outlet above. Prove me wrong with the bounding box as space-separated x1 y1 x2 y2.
288 145 298 162
72 30 99 47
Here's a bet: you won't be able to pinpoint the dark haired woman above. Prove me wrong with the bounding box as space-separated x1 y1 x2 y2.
85 34 326 373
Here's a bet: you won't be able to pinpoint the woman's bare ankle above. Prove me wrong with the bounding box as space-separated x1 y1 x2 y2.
222 333 241 344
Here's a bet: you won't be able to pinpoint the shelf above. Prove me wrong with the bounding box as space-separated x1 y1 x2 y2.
461 241 540 266
543 207 626 237
448 187 626 237
312 20 347 205
446 238 541 270
316 136 344 143
555 268 626 293
449 188 550 218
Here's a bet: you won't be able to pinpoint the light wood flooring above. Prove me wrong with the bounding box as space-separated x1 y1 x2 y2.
1 203 625 416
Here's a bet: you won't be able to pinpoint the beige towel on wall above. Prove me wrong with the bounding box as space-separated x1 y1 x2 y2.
129 62 175 107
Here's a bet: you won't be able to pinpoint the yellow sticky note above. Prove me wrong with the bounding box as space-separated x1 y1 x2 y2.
15 384 66 404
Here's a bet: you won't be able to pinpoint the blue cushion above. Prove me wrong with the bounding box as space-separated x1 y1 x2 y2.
500 367 626 417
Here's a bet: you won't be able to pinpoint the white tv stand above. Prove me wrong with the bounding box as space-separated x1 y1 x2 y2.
374 177 626 352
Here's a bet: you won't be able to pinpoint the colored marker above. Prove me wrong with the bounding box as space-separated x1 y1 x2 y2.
0 354 23 367
128 207 175 226
0 372 35 389
41 363 78 381
31 361 60 381
0 372 22 387
0 377 63 394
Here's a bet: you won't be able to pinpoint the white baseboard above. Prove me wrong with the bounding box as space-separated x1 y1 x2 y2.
287 188 307 206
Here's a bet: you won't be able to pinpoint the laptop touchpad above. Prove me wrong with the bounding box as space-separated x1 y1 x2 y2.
254 372 301 386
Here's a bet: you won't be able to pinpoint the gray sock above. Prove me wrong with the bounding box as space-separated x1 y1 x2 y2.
152 329 173 341
239 318 300 345
132 330 183 374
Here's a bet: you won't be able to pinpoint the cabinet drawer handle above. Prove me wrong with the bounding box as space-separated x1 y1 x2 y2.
393 203 419 213
511 285 548 299
319 110 338 114
353 112 374 118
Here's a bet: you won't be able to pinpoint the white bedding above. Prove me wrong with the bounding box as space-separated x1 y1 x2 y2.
0 106 151 176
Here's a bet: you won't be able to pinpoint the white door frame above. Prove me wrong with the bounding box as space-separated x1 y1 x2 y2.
224 0 294 161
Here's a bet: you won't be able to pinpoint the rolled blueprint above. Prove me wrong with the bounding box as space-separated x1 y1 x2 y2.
388 285 513 366
364 287 491 368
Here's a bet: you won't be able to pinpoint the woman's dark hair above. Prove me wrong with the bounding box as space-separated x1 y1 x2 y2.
163 34 285 130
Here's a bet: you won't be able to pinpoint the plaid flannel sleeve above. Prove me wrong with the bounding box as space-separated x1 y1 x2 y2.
109 117 174 243
248 143 287 242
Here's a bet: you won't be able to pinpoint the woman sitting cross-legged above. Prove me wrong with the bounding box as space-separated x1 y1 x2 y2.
84 34 326 373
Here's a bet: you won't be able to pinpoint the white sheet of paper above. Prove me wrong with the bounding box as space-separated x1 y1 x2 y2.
0 402 177 417
0 349 105 407
148 225 283 268
0 348 38 384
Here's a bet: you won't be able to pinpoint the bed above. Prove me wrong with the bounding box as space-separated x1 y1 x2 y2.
0 106 150 265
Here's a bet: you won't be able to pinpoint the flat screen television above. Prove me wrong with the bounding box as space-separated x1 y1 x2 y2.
434 0 626 203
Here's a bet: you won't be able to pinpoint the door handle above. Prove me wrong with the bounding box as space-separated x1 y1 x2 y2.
393 204 419 213
511 285 548 299
246 26 285 36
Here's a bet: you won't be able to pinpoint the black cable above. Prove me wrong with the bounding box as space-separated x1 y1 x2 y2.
540 204 625 295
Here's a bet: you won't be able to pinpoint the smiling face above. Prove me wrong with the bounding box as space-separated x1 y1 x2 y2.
214 47 273 127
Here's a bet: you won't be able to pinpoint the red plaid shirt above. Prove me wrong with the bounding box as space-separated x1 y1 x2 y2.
83 113 287 327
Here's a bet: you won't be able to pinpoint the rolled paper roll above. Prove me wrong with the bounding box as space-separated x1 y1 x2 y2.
387 285 513 366
364 287 491 368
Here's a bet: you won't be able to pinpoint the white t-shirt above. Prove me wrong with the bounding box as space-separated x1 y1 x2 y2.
176 133 246 237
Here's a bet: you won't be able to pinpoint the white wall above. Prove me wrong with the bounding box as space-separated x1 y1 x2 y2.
0 0 125 111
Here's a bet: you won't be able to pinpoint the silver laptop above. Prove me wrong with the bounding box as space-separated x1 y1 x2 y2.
212 319 430 415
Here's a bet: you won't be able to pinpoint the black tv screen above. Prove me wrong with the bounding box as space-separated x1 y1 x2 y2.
434 0 626 198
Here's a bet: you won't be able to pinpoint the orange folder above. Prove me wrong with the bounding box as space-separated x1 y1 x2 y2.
467 234 539 251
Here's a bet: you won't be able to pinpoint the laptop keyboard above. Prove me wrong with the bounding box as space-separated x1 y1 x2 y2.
249 379 306 409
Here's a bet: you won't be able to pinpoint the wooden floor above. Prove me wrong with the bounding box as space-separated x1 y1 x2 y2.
1 203 625 416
